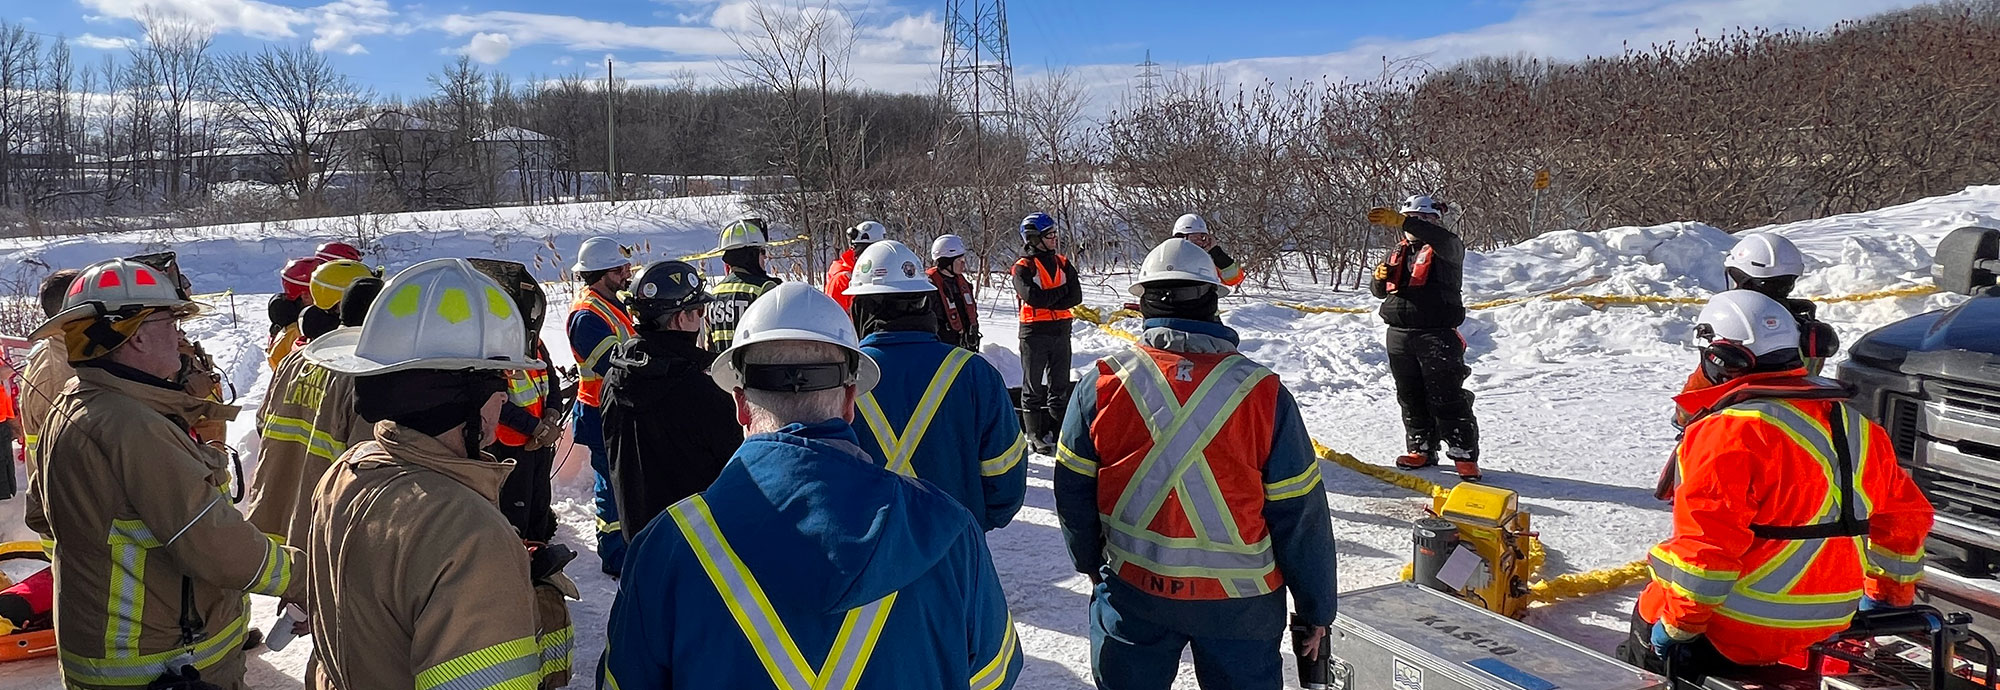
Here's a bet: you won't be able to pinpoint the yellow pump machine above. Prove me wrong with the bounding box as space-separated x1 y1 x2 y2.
1410 483 1538 618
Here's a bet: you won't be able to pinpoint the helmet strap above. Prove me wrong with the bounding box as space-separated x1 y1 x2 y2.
738 361 852 392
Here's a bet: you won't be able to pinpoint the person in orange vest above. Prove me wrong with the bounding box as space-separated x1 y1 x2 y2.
825 220 882 313
470 259 570 544
567 236 637 576
1623 290 1933 682
1055 238 1336 689
1011 212 1082 455
1171 214 1245 288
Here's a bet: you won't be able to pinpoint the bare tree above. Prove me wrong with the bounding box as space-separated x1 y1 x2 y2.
216 43 370 205
0 21 41 209
130 15 216 205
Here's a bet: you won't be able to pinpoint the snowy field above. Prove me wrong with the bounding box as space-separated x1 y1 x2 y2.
1 186 1995 687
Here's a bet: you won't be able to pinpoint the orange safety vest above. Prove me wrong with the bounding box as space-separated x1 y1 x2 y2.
1016 255 1073 323
1087 346 1284 600
1642 373 1934 666
572 291 636 408
494 366 548 448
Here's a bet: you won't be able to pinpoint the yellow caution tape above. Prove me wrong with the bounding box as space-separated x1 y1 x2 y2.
1278 284 1940 315
675 235 809 262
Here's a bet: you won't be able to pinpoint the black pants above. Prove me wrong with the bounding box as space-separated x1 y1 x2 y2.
491 442 557 543
1021 326 1074 417
1617 610 1767 684
1386 327 1479 459
0 424 14 500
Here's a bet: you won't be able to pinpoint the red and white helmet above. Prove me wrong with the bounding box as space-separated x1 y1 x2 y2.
316 241 363 261
31 258 204 340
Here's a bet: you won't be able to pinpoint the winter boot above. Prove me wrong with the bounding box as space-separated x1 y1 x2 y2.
1395 450 1437 470
1022 410 1053 456
1448 449 1482 482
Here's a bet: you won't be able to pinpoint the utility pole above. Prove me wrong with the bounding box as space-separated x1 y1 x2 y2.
606 56 618 203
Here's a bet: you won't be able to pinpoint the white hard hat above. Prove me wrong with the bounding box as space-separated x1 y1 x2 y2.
1400 195 1442 215
31 258 206 340
572 236 631 274
711 282 880 394
1171 213 1208 237
302 258 546 375
1698 290 1801 357
931 234 968 260
718 218 769 251
1129 237 1231 298
848 220 885 245
844 240 934 296
1724 232 1806 279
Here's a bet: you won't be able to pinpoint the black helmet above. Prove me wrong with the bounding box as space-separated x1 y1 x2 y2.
626 260 714 319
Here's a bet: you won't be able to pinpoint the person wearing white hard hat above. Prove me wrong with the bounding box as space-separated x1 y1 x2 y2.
705 217 785 353
1054 238 1337 689
927 233 982 350
1171 213 1245 288
1367 194 1482 481
1722 232 1838 375
302 258 570 689
845 240 1026 531
602 281 1023 690
31 259 300 690
1622 289 1931 681
825 220 885 313
566 235 637 576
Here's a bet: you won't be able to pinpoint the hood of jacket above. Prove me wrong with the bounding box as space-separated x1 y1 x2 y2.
73 364 239 430
722 418 965 614
1138 318 1241 354
368 420 514 503
1672 369 1851 420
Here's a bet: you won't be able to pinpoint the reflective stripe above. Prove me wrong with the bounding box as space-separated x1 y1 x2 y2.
261 413 349 463
1648 546 1738 605
1018 257 1074 323
540 625 575 678
597 517 622 534
61 609 248 686
669 496 898 690
1717 589 1860 630
246 535 291 596
1739 538 1825 597
1056 443 1096 476
1867 542 1926 583
854 348 975 477
981 434 1027 477
1263 462 1323 502
1719 400 1866 526
105 519 159 656
414 636 542 690
1100 349 1276 596
969 613 1019 690
713 282 768 296
573 292 636 393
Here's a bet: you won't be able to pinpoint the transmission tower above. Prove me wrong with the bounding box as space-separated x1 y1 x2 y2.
939 0 1017 161
1134 50 1162 109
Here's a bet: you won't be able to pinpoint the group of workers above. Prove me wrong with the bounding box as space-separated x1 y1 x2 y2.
0 193 1944 690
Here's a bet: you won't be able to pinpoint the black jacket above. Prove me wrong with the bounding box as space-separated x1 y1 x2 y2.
1371 216 1466 329
601 329 742 540
1012 250 1083 336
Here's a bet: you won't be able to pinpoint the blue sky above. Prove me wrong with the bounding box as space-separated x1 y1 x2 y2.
12 0 1934 106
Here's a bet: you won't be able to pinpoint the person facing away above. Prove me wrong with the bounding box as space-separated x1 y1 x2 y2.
844 240 1026 531
602 282 1021 690
603 260 741 541
1369 194 1482 481
826 220 883 313
1623 290 1932 683
705 217 785 353
1056 238 1338 690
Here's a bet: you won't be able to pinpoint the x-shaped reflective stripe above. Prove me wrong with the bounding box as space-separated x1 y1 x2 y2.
855 348 975 477
671 497 898 690
1105 350 1270 544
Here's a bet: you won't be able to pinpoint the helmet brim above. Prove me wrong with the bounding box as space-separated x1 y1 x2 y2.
301 327 547 376
843 279 935 296
709 329 880 396
28 299 208 341
1129 272 1232 298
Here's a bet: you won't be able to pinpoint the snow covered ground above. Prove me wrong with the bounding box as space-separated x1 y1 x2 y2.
1 186 1996 687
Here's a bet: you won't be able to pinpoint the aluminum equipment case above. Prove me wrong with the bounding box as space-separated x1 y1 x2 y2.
1331 583 1665 690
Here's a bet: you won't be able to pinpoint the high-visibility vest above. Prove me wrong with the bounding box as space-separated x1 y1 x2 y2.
495 367 549 448
706 277 777 353
855 348 975 477
1091 347 1281 600
667 496 898 690
572 291 635 408
1015 255 1072 323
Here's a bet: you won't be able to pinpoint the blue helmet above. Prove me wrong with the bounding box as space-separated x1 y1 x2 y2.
1020 212 1056 241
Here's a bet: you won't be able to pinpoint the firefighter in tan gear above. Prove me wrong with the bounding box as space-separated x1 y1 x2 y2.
30 259 301 689
302 258 568 690
20 268 80 551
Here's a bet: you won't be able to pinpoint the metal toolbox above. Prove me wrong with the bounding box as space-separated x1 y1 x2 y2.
1330 583 1665 690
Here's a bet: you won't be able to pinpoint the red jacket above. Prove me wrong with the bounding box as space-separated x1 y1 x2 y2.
1642 370 1933 666
826 248 857 312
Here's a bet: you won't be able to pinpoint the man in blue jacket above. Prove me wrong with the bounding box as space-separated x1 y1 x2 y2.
602 282 1022 690
1056 238 1337 690
844 240 1026 531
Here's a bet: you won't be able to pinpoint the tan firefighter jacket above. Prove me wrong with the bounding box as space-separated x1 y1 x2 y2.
244 350 366 546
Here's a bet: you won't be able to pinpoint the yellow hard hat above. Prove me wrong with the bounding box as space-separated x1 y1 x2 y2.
310 260 380 310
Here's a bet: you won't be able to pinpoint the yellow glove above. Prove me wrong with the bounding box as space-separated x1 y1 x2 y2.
1366 207 1404 229
1373 263 1390 281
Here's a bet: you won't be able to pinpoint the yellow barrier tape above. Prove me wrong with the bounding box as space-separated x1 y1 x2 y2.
1077 305 1652 605
675 235 810 261
1277 283 1940 315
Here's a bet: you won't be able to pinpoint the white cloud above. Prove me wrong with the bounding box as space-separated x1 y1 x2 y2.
463 32 513 64
76 0 404 53
553 55 574 66
436 11 741 56
73 33 139 50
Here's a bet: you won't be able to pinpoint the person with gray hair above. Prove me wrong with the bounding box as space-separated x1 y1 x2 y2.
602 281 1021 690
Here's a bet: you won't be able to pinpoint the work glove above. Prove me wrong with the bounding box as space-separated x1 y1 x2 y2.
1650 620 1698 657
1373 263 1391 281
1366 207 1405 229
522 412 567 452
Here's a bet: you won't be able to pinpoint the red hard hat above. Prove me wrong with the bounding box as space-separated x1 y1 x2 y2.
315 242 362 261
281 257 326 300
